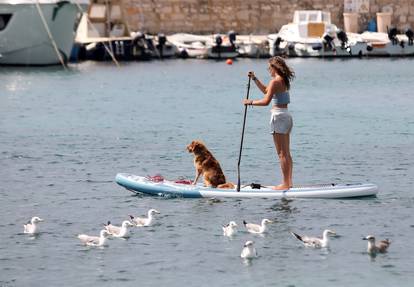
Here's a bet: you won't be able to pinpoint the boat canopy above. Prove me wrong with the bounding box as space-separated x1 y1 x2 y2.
284 10 336 39
293 10 332 24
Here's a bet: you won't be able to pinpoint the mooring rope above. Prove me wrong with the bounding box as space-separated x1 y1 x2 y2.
74 0 120 67
35 0 67 69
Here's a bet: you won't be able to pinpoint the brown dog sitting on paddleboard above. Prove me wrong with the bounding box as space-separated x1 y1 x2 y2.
186 140 235 189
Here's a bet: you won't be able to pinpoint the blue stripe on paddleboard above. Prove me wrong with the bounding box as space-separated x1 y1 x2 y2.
115 173 203 198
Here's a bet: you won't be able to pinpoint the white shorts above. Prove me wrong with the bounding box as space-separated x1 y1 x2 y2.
269 108 293 134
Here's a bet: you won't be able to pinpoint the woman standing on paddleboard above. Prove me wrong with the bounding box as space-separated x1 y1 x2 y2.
243 56 295 190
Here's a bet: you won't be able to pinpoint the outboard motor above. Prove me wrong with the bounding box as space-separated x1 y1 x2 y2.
157 33 167 58
322 33 334 51
388 27 398 45
215 34 223 58
406 28 414 45
158 33 167 46
132 31 145 45
274 36 282 53
287 42 296 56
336 29 352 55
336 30 348 49
215 34 223 46
132 32 149 60
228 30 236 47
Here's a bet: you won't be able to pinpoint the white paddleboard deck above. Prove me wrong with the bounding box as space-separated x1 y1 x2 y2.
115 173 378 199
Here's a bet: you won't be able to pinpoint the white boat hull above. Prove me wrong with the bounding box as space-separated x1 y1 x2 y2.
287 41 367 57
168 33 238 59
365 42 414 56
0 1 78 65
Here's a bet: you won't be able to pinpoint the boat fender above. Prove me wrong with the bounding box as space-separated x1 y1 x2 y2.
400 41 405 48
366 43 373 52
312 43 322 51
405 29 414 45
228 30 236 45
388 27 399 45
215 34 223 46
179 49 189 58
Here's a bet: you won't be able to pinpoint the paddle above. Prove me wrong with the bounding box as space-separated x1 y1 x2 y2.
237 76 252 191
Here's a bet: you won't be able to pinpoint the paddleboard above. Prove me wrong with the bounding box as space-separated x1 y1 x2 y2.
115 173 378 199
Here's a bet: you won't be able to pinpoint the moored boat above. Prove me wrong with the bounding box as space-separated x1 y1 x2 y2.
268 10 367 57
236 34 270 58
167 33 208 58
168 32 238 59
0 0 87 65
74 0 157 61
360 30 414 56
149 33 179 58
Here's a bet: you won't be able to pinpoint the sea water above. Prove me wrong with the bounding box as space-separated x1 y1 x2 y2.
0 58 413 286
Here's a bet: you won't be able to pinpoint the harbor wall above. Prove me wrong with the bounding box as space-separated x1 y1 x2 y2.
124 0 414 34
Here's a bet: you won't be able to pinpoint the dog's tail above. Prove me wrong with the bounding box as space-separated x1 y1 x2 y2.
217 182 235 189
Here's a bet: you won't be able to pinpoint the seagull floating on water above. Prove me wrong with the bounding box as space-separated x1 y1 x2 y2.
78 230 110 247
23 217 44 234
363 235 391 255
241 241 257 259
243 219 273 234
104 220 134 238
129 209 160 227
291 229 336 248
222 221 238 237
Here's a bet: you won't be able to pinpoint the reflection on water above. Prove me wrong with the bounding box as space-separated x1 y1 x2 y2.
0 59 413 286
268 197 298 214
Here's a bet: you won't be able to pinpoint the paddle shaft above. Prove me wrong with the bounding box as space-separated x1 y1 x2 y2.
237 77 252 191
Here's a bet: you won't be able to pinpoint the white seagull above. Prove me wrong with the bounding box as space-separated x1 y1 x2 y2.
23 217 44 234
363 235 391 255
129 209 160 227
241 241 257 259
243 219 273 234
222 221 238 237
78 230 111 247
104 220 134 238
291 229 336 248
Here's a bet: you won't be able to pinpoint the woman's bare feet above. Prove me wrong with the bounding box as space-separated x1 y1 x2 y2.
272 184 291 190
